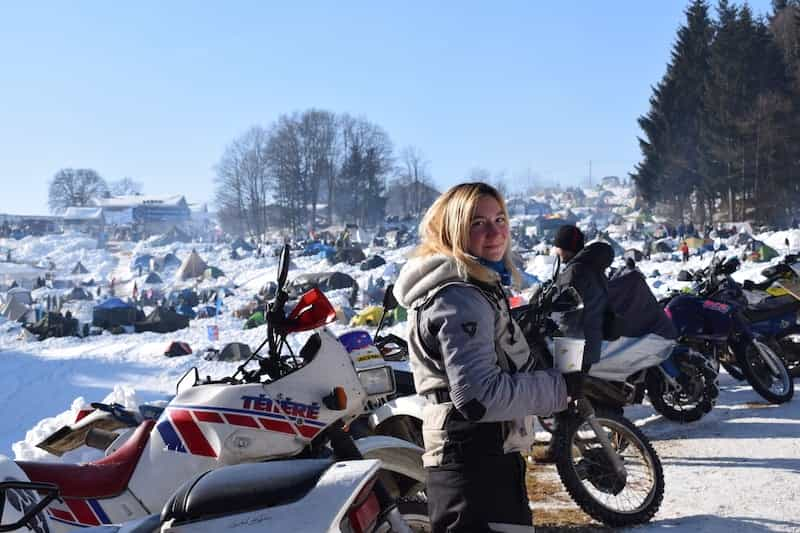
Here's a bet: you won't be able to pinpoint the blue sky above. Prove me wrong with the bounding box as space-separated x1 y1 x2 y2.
0 1 773 215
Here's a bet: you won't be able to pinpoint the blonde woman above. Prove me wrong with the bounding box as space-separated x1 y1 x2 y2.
394 182 575 532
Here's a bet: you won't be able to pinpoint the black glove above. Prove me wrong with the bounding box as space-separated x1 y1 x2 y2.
563 371 584 400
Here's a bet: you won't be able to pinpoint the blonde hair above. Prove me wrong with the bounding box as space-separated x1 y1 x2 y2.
413 182 520 286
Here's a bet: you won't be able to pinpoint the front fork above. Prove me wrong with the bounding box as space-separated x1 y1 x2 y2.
574 398 628 485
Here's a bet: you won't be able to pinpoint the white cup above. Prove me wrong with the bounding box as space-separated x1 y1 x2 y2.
553 337 585 373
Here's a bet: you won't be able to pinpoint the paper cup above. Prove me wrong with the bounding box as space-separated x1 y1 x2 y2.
553 337 585 373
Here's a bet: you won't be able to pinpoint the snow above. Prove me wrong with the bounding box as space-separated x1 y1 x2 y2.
0 224 799 531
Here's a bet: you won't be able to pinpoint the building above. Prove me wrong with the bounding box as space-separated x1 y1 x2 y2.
94 195 191 236
61 207 105 235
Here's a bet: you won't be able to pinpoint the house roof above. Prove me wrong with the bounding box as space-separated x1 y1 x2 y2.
95 195 187 208
62 207 104 221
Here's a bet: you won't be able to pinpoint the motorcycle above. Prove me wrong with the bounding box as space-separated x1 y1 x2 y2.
0 245 427 532
661 254 794 404
516 275 665 527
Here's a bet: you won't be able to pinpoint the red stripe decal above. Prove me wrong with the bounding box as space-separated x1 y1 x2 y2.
259 417 295 434
49 508 75 522
65 499 100 526
170 409 217 457
75 409 94 423
193 411 224 423
297 425 320 439
224 413 259 428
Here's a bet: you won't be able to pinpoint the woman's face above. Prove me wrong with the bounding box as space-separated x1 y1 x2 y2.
468 195 509 262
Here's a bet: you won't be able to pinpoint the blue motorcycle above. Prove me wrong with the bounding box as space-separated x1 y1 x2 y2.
662 255 794 404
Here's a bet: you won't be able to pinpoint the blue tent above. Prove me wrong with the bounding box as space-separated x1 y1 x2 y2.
132 255 154 271
93 298 138 329
175 303 197 318
196 305 218 318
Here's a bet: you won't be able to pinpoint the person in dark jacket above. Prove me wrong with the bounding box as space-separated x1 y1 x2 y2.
552 225 614 368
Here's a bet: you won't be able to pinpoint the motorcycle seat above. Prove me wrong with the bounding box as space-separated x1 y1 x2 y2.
17 419 155 499
161 458 333 525
745 294 800 323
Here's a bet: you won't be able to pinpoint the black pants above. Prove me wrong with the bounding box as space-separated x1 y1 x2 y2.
427 452 532 533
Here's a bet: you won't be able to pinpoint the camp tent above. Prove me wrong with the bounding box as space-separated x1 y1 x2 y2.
151 226 192 246
71 262 89 275
162 252 182 269
360 254 386 271
175 303 197 318
135 307 190 333
132 255 154 272
231 237 255 252
92 297 138 329
653 239 674 253
289 272 359 305
203 266 226 280
144 272 163 284
1 297 29 322
4 287 32 306
176 250 208 280
329 247 367 266
624 249 644 262
757 243 779 262
684 236 705 250
64 287 93 301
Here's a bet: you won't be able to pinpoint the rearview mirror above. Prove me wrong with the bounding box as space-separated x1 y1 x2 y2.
552 287 583 313
277 245 290 290
176 367 199 395
382 283 398 311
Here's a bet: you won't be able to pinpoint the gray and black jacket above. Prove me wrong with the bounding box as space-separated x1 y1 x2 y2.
394 254 567 467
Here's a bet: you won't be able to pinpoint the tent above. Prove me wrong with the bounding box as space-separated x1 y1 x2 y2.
151 226 192 246
203 266 226 280
231 238 255 252
289 272 359 305
92 297 138 329
164 341 192 357
132 255 154 272
176 250 208 280
144 272 163 284
731 232 753 247
162 252 182 269
175 303 197 318
360 254 386 271
653 239 674 253
684 236 705 250
758 243 779 262
4 287 32 306
244 310 265 330
25 311 79 340
64 287 93 301
71 262 89 275
329 247 367 266
349 306 383 327
196 305 218 318
46 279 74 290
135 307 190 333
1 298 29 322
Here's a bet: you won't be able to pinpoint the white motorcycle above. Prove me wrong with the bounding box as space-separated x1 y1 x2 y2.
0 246 427 532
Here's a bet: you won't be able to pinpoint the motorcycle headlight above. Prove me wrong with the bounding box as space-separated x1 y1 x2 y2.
357 366 395 396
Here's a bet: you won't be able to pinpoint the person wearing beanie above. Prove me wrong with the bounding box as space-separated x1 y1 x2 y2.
537 226 615 464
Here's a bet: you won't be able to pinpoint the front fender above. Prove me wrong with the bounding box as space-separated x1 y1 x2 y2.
367 394 425 429
354 436 425 484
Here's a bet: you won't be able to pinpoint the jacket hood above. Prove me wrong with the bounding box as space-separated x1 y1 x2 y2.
393 254 472 309
569 241 614 272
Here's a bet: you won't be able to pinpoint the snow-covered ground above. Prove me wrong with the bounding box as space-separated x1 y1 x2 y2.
1 228 799 531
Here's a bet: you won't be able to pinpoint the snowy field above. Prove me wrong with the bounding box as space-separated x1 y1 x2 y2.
1 229 799 531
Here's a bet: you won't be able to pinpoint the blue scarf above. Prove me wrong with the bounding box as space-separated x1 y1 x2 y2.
479 257 511 286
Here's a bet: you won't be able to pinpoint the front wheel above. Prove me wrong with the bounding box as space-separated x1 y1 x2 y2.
396 498 431 532
737 340 794 404
552 406 664 527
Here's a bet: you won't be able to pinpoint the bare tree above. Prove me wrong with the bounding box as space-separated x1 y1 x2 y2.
214 126 272 238
298 110 338 231
48 168 108 213
465 167 491 183
398 145 431 215
109 177 143 196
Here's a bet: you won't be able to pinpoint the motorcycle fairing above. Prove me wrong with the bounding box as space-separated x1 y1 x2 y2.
589 335 675 382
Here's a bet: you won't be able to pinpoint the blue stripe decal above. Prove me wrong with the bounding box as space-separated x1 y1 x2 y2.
168 404 326 427
88 499 111 524
157 420 187 453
